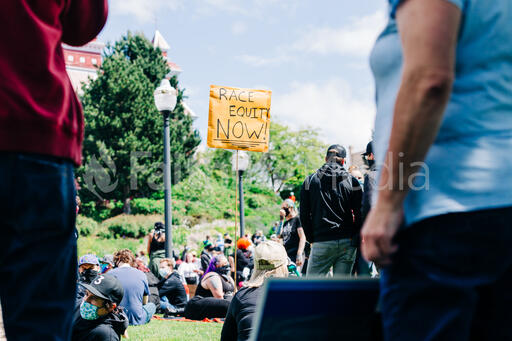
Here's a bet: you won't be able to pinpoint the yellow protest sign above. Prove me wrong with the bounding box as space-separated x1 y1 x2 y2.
207 85 271 152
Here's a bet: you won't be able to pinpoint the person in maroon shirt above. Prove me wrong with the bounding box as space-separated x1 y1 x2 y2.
0 1 107 340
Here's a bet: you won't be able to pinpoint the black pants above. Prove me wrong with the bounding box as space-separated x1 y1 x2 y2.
381 206 512 340
184 296 231 320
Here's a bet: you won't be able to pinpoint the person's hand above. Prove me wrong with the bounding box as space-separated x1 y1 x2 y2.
279 209 286 220
296 254 304 266
361 202 403 267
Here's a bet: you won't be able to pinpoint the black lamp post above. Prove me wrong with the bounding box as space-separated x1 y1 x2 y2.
232 151 250 238
154 79 177 258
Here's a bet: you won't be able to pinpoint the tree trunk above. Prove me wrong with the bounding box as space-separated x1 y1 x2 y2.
123 185 131 214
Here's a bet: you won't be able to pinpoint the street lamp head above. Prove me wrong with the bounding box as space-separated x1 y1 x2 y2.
232 150 250 171
154 79 177 112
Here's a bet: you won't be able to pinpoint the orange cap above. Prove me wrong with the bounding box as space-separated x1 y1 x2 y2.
237 237 251 250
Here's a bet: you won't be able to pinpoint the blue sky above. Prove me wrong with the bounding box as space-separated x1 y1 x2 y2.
99 0 388 152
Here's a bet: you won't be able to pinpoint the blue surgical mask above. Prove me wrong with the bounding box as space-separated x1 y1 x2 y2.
80 301 100 320
159 268 170 278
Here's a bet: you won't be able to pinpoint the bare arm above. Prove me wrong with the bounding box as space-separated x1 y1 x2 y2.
204 274 225 299
147 233 153 256
362 0 461 265
143 295 148 305
296 227 306 266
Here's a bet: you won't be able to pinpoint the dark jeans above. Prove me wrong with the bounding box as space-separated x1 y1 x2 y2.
0 153 77 341
380 206 512 341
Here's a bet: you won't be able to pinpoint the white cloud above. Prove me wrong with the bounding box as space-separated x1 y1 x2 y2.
236 53 293 67
194 0 299 18
237 10 386 68
201 0 247 14
272 79 375 151
231 21 248 35
110 0 183 23
294 10 386 57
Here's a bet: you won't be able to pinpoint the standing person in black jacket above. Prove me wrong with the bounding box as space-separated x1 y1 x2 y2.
72 274 128 341
221 241 289 341
353 141 377 276
300 144 363 276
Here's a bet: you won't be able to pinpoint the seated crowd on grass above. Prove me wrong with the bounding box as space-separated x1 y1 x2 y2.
73 222 288 341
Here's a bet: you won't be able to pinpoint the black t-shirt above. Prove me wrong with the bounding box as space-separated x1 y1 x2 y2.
281 216 301 257
157 272 188 309
221 286 263 341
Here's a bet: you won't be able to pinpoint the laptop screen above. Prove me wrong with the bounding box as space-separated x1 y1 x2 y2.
249 277 381 341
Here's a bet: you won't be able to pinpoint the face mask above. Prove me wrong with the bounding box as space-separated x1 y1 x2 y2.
284 207 290 216
80 301 100 320
81 269 99 283
216 265 230 275
364 158 375 168
159 268 170 278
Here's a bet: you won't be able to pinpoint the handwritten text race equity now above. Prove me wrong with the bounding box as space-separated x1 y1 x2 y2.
207 85 271 152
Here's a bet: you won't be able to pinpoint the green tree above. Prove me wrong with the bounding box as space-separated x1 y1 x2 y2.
78 32 200 211
250 122 326 194
202 122 326 197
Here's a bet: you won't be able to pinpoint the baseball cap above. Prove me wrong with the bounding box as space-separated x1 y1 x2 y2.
245 241 288 288
81 274 124 305
101 254 114 267
79 254 99 266
326 144 346 158
362 141 374 156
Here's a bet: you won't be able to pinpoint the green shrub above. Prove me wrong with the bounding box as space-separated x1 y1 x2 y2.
246 183 275 196
76 215 99 237
131 198 164 215
80 200 123 221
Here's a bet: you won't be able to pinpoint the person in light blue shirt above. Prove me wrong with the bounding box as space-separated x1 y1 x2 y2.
109 249 156 326
361 0 512 339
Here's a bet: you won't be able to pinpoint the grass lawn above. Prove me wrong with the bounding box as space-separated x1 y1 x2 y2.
127 318 223 340
77 236 145 257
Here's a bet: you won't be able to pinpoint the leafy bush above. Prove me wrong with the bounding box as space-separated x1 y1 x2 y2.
76 215 99 237
131 198 164 215
80 200 123 221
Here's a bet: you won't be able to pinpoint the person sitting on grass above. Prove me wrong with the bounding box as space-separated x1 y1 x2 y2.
72 274 128 341
229 238 254 287
221 241 289 341
157 258 188 315
77 254 101 301
178 252 202 285
100 255 114 274
184 255 235 320
109 249 156 325
135 258 161 310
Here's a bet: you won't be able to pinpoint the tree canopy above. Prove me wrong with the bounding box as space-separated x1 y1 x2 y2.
78 32 200 208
